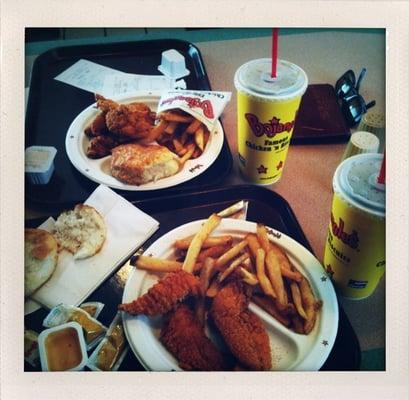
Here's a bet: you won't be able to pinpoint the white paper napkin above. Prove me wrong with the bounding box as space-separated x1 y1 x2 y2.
24 185 159 315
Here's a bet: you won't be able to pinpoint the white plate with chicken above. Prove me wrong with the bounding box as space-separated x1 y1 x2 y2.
120 217 339 371
65 92 224 190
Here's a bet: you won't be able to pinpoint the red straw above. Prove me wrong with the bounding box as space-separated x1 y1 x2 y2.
377 152 386 184
271 28 279 78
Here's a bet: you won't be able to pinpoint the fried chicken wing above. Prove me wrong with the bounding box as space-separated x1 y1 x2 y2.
119 270 201 316
95 95 155 140
160 304 227 371
210 282 272 371
86 135 119 159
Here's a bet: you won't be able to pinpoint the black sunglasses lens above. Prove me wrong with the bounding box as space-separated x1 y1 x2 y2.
335 70 356 98
342 96 365 126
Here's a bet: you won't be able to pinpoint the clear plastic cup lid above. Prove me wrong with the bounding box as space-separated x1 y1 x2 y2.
335 153 385 217
234 58 308 100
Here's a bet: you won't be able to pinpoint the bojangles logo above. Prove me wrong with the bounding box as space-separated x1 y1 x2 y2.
161 96 214 118
330 213 359 250
245 113 295 138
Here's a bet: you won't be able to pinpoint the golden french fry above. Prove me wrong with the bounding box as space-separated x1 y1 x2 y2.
192 147 201 159
252 294 291 327
177 147 188 156
255 248 276 298
290 281 308 320
179 143 195 165
172 138 184 153
240 267 259 285
194 126 205 151
281 266 303 282
186 119 202 134
179 131 188 145
174 235 233 250
196 257 215 326
182 214 222 273
165 121 178 134
245 233 261 260
299 277 318 334
161 111 193 123
206 279 222 297
256 224 272 253
139 120 168 144
133 255 182 272
197 245 231 263
265 249 286 308
214 239 248 270
218 253 250 283
203 128 210 148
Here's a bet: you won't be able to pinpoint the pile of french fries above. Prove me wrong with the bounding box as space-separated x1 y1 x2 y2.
132 214 322 335
154 110 211 164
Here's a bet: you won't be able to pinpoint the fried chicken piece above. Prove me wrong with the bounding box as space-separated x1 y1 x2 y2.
86 135 119 159
160 304 227 371
119 270 201 316
85 112 110 138
210 282 272 371
95 95 155 140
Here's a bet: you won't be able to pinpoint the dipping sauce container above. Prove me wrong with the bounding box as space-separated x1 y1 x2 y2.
38 322 88 371
323 153 385 299
25 146 57 184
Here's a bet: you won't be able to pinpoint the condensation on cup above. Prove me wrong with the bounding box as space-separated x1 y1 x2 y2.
323 153 385 299
234 58 308 185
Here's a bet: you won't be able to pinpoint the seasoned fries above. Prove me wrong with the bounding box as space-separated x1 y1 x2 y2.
133 255 182 273
132 218 322 336
156 109 211 162
174 235 233 250
214 240 248 270
299 277 320 334
265 249 286 308
256 249 276 299
182 214 222 273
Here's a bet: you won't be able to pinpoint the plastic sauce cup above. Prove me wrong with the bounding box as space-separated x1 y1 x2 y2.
234 58 308 184
38 322 88 371
323 153 385 299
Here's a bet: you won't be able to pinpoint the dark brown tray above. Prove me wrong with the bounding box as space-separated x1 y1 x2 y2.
24 185 360 371
25 39 233 211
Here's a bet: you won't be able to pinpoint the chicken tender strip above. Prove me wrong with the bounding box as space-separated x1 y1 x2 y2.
160 304 227 371
210 282 272 371
118 270 200 316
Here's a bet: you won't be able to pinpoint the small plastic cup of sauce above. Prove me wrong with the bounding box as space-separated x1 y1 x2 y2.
38 322 88 371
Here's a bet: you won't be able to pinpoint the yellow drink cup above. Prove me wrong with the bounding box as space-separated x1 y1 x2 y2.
323 153 385 299
234 59 308 184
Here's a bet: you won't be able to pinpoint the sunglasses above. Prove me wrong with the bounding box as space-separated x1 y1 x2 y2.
335 68 376 127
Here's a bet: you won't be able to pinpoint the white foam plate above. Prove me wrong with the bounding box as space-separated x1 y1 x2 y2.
65 91 224 191
122 219 339 371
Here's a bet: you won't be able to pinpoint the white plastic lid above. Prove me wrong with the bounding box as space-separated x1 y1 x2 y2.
234 58 308 101
25 146 57 173
334 153 385 217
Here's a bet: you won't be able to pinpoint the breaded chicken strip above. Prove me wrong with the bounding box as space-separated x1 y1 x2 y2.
160 304 227 371
210 282 272 371
119 270 200 316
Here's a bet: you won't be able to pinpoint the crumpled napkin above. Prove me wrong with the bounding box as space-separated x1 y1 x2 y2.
24 184 159 315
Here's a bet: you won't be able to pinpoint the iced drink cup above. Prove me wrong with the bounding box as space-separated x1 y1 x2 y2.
234 59 308 184
323 153 385 299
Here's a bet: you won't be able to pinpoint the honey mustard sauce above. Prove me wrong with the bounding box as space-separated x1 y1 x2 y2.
45 327 83 371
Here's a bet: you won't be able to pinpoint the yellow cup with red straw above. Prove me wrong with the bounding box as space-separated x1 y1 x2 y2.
323 153 386 299
234 29 308 184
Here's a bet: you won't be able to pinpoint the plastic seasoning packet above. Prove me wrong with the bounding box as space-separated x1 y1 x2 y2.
24 329 40 368
79 301 105 319
87 311 129 371
43 304 107 351
156 89 232 132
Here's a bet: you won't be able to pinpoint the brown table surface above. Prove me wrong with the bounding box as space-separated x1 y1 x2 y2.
25 30 385 360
